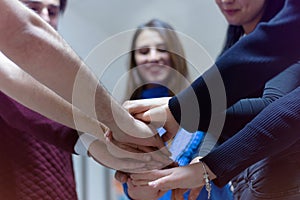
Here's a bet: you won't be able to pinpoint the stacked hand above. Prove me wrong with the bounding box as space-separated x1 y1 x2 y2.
114 160 207 200
122 97 180 142
90 97 180 172
111 98 217 199
87 125 173 172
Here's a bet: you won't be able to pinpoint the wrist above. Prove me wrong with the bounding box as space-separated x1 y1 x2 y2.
104 106 135 134
87 139 99 157
75 133 98 156
198 159 216 199
198 159 216 180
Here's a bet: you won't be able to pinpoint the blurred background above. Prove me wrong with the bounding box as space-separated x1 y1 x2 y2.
58 0 227 199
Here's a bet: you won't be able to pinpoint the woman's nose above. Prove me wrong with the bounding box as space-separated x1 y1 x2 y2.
148 48 160 61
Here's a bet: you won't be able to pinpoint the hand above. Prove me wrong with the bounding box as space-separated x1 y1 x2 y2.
127 178 166 200
123 97 170 117
114 171 167 200
109 112 166 146
171 189 187 200
123 97 179 142
188 187 203 200
88 139 159 172
115 170 129 183
105 131 173 170
176 156 203 200
171 187 202 200
130 162 216 191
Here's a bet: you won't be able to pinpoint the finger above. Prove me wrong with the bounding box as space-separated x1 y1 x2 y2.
143 161 165 170
148 175 175 191
111 141 173 169
93 156 147 172
188 187 203 200
134 112 151 123
127 178 136 189
124 138 172 164
157 190 168 199
123 100 152 115
135 106 167 127
148 146 173 166
162 162 179 169
172 189 186 200
126 120 168 150
130 179 149 187
118 163 153 173
115 142 147 154
105 136 152 162
107 137 172 169
171 190 176 200
130 169 170 181
162 131 175 142
154 134 172 157
114 171 129 183
88 140 147 171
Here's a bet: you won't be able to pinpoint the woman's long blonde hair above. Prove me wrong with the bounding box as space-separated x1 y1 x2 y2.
125 19 190 100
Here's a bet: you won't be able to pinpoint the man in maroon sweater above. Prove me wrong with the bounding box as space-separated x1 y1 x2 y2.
0 1 80 199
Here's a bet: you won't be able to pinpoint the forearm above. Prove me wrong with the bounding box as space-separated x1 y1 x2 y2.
221 61 300 142
202 87 300 186
169 0 300 132
0 0 117 124
0 53 105 140
220 98 269 142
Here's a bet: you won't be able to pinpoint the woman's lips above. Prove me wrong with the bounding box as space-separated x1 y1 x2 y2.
223 9 239 16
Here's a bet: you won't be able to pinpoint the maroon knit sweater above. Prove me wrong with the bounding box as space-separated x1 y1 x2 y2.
0 92 79 200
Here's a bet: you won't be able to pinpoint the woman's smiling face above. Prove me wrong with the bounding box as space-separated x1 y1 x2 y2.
134 29 172 85
215 0 266 33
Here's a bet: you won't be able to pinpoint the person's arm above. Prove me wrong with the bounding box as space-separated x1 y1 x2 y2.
220 61 300 142
126 87 300 190
202 86 300 186
169 0 300 132
0 54 160 170
0 52 104 139
0 0 165 148
132 84 300 188
120 1 300 140
129 161 216 192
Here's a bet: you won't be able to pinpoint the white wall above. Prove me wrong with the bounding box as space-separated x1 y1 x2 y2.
58 1 227 199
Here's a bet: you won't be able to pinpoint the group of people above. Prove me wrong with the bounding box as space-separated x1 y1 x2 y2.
1 0 300 199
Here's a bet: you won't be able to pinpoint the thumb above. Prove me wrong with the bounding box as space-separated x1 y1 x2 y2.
162 131 174 142
188 187 203 200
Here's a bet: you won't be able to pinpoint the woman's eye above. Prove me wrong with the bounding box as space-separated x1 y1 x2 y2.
156 45 168 53
138 48 150 55
158 48 168 53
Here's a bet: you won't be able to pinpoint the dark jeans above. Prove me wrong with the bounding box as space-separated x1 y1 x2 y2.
232 141 300 200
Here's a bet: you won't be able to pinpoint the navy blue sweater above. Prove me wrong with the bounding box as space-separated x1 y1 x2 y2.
168 0 300 186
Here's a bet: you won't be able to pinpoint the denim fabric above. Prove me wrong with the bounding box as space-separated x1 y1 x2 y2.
233 142 300 200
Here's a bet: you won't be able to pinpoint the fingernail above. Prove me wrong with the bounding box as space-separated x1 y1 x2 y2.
148 181 156 187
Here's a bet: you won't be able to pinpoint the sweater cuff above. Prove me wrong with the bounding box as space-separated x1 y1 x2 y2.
74 133 98 156
168 96 181 125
